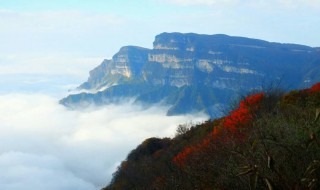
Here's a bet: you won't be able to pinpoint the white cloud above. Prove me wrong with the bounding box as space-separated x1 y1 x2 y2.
0 152 96 190
160 0 238 6
0 94 208 190
277 0 320 8
160 0 320 9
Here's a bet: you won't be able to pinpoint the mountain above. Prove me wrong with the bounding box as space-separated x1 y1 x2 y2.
102 83 320 190
60 33 320 117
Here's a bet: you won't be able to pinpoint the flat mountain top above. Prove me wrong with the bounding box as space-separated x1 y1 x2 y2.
61 32 320 117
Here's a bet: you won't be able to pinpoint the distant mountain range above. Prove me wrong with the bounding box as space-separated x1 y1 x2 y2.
60 33 320 117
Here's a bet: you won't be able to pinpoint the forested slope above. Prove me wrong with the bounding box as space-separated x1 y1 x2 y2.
104 82 320 190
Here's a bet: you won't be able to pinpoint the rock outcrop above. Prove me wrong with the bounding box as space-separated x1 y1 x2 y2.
60 33 320 117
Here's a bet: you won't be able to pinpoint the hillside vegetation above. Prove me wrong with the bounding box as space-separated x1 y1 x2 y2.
103 82 320 190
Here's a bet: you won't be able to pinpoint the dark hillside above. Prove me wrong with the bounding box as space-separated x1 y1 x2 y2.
103 82 320 190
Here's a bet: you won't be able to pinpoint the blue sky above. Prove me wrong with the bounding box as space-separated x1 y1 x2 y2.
0 0 320 95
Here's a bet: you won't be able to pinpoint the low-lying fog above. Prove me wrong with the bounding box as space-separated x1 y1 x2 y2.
0 93 208 190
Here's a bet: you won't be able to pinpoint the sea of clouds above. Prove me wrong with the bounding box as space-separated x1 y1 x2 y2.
0 93 207 190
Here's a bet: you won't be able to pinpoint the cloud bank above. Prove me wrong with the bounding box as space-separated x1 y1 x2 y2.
0 94 207 190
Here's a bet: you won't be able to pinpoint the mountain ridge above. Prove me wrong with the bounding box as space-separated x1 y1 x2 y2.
60 32 320 117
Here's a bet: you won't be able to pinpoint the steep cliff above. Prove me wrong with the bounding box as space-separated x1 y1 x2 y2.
78 46 150 91
60 33 320 117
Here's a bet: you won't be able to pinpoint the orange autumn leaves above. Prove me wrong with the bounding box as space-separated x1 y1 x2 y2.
173 92 265 166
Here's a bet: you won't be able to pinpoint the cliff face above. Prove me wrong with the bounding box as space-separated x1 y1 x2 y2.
79 46 150 90
60 33 320 117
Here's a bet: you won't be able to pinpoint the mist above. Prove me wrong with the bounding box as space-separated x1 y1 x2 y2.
0 94 208 190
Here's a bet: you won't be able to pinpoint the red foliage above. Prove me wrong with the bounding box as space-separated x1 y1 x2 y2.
173 146 196 165
173 135 215 166
309 82 320 93
173 83 319 167
173 93 265 166
223 93 264 131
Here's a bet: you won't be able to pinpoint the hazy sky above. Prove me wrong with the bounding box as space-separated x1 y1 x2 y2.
0 0 320 95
